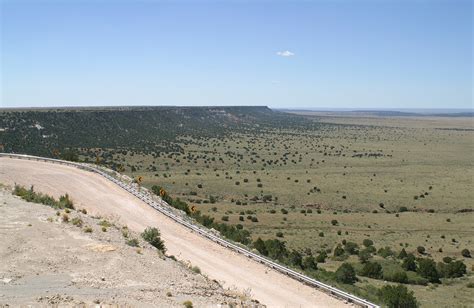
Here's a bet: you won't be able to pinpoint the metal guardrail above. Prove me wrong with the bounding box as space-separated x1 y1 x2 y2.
1 153 380 308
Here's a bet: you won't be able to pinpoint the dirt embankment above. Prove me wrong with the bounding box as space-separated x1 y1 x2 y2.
0 158 348 307
0 189 255 307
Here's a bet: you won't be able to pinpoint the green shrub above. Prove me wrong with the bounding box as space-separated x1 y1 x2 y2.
383 269 408 284
360 261 383 279
443 256 452 264
13 185 74 210
335 263 357 284
437 260 467 278
191 266 201 274
398 248 408 259
183 300 193 308
141 227 166 252
288 250 303 268
344 242 359 255
71 217 83 227
334 244 345 257
316 251 327 263
402 254 417 272
399 206 408 212
302 255 317 270
358 249 372 264
378 246 394 258
378 284 418 308
461 248 471 258
363 239 374 247
417 258 439 283
127 238 140 247
406 272 428 286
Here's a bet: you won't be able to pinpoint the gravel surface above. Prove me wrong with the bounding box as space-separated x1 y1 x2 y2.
0 189 254 307
0 157 349 307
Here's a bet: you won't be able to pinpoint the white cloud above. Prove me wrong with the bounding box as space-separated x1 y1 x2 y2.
276 50 295 57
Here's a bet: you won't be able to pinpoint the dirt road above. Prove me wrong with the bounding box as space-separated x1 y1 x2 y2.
0 157 348 307
0 190 249 307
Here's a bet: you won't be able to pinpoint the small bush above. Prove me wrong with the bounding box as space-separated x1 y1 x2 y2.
127 238 140 247
84 226 93 233
71 217 83 227
62 214 69 222
461 248 471 258
183 300 193 308
191 266 201 274
363 239 374 247
141 227 165 252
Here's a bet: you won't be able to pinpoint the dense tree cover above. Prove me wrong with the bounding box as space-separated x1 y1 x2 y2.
0 106 325 157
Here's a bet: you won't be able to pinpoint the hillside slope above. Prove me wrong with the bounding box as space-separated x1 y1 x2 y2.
0 157 348 307
0 189 251 307
0 106 314 156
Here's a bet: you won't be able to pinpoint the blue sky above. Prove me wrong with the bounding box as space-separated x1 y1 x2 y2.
1 0 472 109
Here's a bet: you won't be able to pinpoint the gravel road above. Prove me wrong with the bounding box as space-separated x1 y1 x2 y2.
0 157 349 307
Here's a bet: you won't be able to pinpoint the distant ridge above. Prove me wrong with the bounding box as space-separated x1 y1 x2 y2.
278 108 474 117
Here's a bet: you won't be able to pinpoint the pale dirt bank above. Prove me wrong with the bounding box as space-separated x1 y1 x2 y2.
0 189 255 307
0 157 350 307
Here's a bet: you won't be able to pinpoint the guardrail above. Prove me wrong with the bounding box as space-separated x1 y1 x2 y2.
1 153 380 308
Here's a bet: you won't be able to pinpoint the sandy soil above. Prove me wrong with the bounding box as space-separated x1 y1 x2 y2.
0 157 349 307
0 189 252 307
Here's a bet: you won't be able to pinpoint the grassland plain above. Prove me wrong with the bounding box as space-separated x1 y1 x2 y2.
118 113 473 307
1 107 473 306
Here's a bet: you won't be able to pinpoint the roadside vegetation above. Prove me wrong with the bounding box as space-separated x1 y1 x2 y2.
13 184 74 209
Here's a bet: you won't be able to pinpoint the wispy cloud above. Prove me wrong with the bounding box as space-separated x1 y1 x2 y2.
276 50 295 57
